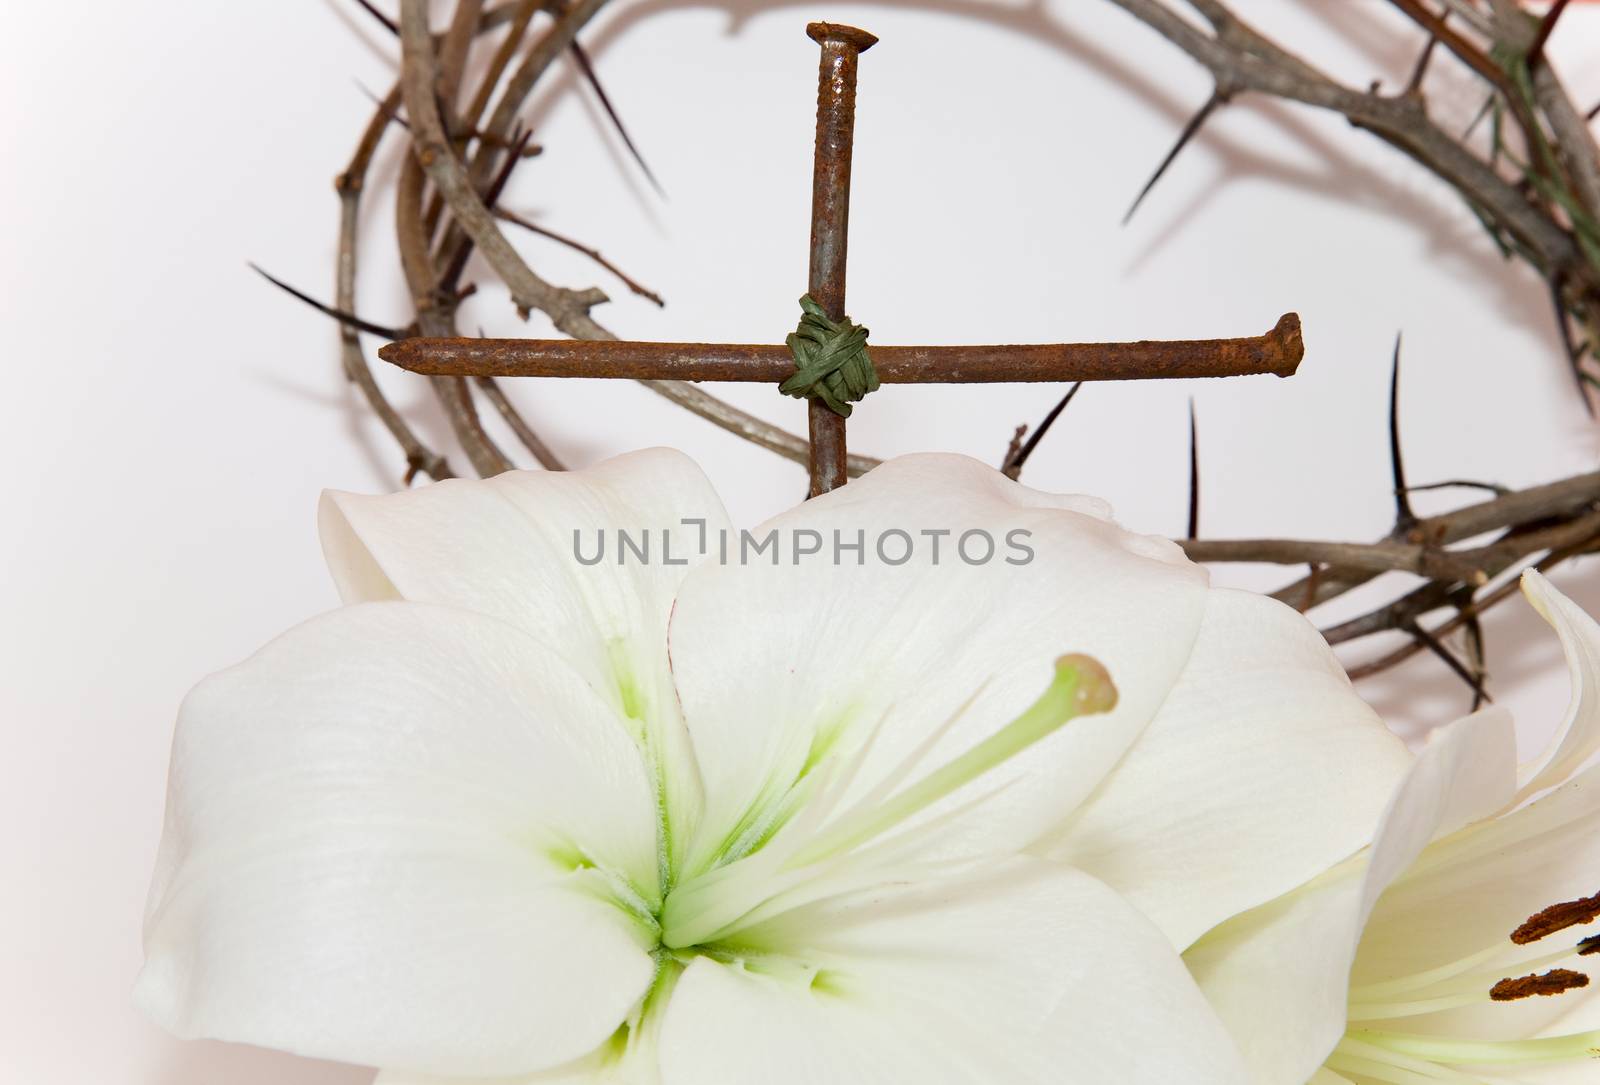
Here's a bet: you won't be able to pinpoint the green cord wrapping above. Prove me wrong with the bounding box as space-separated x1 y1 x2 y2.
780 294 879 417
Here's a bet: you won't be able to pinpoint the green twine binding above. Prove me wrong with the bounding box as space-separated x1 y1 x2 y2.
780 295 879 418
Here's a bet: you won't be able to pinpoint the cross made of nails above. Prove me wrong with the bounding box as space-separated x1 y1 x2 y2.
380 21 1304 497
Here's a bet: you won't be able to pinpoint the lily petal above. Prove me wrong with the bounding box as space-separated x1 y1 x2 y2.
1185 708 1519 1084
319 449 729 650
136 602 660 1076
1487 983 1600 1083
656 857 1249 1084
1040 587 1413 950
375 1047 654 1085
1515 570 1600 801
664 453 1210 876
1347 574 1600 999
1345 746 1600 1049
319 448 729 878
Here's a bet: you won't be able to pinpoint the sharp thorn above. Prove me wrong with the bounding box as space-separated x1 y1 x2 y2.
1124 92 1225 226
1528 0 1572 65
570 40 666 199
1187 398 1201 539
1463 91 1497 141
1550 274 1596 418
248 263 406 340
1005 382 1083 479
440 126 536 291
348 0 399 36
1405 619 1492 705
355 80 409 129
1463 611 1488 711
1389 333 1418 531
1404 32 1439 97
496 207 666 307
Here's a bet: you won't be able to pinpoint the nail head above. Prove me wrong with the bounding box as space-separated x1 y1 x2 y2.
806 21 878 51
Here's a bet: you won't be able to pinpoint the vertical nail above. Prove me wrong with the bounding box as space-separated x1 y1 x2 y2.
805 21 876 497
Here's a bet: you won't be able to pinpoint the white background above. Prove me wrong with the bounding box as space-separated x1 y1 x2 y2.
4 2 1599 1082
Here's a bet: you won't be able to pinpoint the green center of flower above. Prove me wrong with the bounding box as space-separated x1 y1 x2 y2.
1332 891 1600 1082
572 652 1117 1063
656 652 1116 952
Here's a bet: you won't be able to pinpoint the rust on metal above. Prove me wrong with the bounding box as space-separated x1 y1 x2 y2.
379 313 1304 382
804 22 876 496
373 17 1313 487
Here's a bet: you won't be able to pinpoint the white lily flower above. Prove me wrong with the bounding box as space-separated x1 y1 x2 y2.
137 450 1409 1084
1187 570 1600 1084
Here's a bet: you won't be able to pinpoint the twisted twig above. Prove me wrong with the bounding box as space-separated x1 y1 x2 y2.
1107 0 1600 404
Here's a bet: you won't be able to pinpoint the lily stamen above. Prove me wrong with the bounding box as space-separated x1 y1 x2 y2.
1342 890 1600 1072
1347 944 1510 1002
1511 890 1600 945
1488 967 1590 1001
1328 1037 1482 1084
1350 1027 1600 1065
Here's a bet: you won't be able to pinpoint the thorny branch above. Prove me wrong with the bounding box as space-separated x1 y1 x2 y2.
1179 440 1600 697
496 207 665 307
315 0 871 484
1089 0 1600 693
1164 278 1600 691
1109 0 1600 406
284 0 1597 696
333 76 455 483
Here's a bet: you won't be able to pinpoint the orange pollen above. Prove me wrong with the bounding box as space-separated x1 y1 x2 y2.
1509 891 1600 945
1489 968 1591 1002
